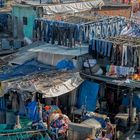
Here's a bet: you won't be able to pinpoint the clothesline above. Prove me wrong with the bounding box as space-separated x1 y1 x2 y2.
90 37 129 46
93 36 140 46
36 15 125 26
106 36 140 46
126 19 140 27
82 16 125 25
63 15 105 24
0 129 50 136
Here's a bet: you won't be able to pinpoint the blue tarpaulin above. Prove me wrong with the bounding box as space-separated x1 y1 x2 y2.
0 59 54 81
77 80 99 111
56 59 74 70
122 95 140 110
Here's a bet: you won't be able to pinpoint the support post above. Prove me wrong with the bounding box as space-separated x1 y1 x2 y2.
129 88 134 126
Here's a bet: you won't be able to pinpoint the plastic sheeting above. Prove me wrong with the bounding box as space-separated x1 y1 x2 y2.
35 72 83 98
1 72 83 98
43 0 104 15
56 59 74 70
77 80 99 111
9 52 37 65
0 59 53 81
81 118 101 129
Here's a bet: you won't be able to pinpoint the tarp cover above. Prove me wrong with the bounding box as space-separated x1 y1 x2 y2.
43 0 104 15
1 72 83 98
56 59 74 70
0 59 53 81
35 72 83 98
77 80 99 111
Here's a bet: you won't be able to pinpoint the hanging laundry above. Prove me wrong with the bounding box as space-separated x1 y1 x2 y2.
89 39 113 57
106 65 135 77
34 16 126 48
26 101 40 122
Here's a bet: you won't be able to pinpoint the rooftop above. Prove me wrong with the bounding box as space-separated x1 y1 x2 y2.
29 43 88 57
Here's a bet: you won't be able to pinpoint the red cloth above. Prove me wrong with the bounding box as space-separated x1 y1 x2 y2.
44 106 51 111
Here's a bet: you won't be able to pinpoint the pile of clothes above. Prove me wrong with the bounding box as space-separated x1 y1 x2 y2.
43 105 70 138
83 59 103 75
26 102 70 138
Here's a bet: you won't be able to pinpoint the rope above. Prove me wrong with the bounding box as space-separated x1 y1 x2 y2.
0 129 49 136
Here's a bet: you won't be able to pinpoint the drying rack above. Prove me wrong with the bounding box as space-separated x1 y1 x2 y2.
106 36 140 46
36 14 125 26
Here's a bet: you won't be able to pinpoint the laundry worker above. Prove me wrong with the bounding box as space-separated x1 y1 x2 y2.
105 118 114 140
96 130 110 140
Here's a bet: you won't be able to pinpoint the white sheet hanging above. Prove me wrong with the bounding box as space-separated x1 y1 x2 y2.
43 0 104 15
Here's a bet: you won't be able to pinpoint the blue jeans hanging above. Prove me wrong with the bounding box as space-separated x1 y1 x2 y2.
96 40 102 53
107 42 113 57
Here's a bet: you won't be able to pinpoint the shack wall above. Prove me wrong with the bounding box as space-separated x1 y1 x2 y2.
12 5 38 39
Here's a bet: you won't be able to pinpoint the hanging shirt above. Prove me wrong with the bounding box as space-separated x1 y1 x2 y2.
120 26 133 35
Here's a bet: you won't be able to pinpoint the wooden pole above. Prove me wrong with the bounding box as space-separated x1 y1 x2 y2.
129 88 134 126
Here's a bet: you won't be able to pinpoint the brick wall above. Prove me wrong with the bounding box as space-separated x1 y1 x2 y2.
96 7 132 18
